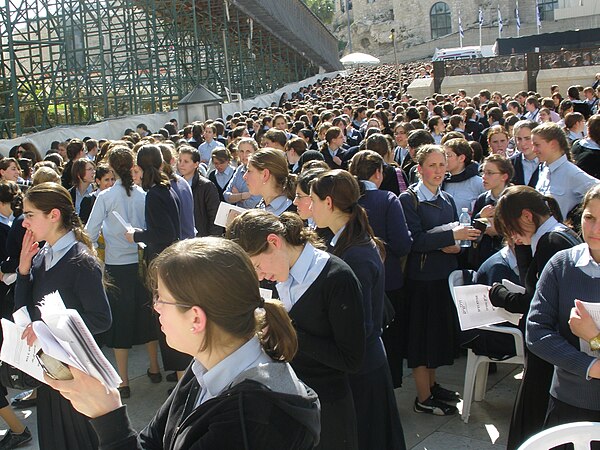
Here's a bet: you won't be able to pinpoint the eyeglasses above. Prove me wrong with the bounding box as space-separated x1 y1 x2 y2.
152 296 192 309
482 170 502 176
294 193 310 200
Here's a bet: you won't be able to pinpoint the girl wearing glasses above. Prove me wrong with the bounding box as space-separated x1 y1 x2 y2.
227 209 365 449
46 238 321 450
68 158 96 215
16 182 111 450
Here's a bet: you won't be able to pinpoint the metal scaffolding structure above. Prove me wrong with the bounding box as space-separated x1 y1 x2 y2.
0 0 342 138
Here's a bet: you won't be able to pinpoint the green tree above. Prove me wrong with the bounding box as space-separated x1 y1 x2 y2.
302 0 335 25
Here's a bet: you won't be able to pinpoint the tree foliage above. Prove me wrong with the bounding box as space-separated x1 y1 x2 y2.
302 0 335 25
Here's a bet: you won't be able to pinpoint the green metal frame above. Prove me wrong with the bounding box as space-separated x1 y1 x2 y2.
0 0 320 138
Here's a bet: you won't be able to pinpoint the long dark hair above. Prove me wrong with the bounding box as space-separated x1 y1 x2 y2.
136 144 170 191
311 169 385 258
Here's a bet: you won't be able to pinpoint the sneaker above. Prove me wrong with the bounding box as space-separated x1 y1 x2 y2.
10 390 36 409
0 427 32 449
431 383 461 402
414 396 458 416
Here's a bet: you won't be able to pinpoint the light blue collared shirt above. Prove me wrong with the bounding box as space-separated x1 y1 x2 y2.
214 165 234 189
572 243 600 279
39 231 78 270
500 245 519 276
577 138 600 151
530 216 567 255
277 243 330 311
85 179 147 265
258 195 293 217
223 165 261 209
415 180 441 202
330 224 346 248
75 184 94 215
0 212 14 227
520 153 540 186
536 154 599 219
395 146 409 165
198 140 224 164
431 132 443 145
362 180 377 191
191 336 273 408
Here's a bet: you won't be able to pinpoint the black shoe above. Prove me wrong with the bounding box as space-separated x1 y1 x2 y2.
414 396 458 416
0 427 32 449
431 383 461 402
147 369 162 383
118 386 130 399
166 371 177 382
10 390 36 409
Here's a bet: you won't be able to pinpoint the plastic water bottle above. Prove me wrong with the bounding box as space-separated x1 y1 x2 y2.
459 207 471 248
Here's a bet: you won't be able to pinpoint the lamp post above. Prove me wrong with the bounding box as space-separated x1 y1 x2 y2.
346 0 353 52
391 28 401 87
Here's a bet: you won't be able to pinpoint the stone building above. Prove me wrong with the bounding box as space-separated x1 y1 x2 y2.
333 0 600 62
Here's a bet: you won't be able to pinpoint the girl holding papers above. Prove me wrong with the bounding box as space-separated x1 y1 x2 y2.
15 182 111 449
227 209 365 450
527 184 600 437
490 185 580 450
46 238 321 450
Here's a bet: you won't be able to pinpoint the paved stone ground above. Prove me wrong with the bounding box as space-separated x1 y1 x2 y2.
2 346 520 449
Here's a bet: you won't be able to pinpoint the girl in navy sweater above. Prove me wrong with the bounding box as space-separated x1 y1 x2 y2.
17 182 111 449
399 145 480 416
311 169 405 450
227 209 365 450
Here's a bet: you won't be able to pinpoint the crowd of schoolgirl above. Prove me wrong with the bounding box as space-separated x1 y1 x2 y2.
0 64 599 449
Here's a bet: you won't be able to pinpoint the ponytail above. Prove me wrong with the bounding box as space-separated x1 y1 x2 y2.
282 173 297 200
69 211 95 254
108 146 135 197
258 300 298 361
544 195 563 223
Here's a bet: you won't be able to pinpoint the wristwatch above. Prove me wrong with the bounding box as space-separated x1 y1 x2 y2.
589 333 600 351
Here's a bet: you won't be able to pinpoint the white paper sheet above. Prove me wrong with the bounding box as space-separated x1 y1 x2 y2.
452 281 522 331
112 211 146 249
577 300 600 358
214 202 246 228
0 319 45 383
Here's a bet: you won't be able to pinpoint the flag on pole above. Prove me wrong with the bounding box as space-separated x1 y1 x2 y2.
536 0 542 33
459 12 464 47
515 1 521 33
497 5 503 37
478 8 484 26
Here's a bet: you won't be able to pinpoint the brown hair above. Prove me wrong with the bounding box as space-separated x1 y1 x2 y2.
248 148 296 199
284 137 307 157
32 167 61 185
211 147 232 163
136 144 170 190
494 185 562 237
444 138 473 165
588 114 600 144
349 150 384 181
0 158 21 178
582 183 600 212
311 169 384 258
482 154 514 184
531 122 570 157
149 237 298 361
416 144 446 166
226 210 323 256
71 158 95 187
108 146 136 196
364 133 392 159
24 182 95 253
0 180 23 217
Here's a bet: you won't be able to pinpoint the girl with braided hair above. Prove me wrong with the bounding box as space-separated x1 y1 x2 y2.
16 181 111 449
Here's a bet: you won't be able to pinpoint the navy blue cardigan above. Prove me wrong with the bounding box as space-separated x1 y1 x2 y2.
399 189 459 281
359 189 412 290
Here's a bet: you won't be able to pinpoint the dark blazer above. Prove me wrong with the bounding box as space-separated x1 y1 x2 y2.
510 152 540 187
321 145 349 170
190 172 222 237
465 119 484 142
572 139 600 179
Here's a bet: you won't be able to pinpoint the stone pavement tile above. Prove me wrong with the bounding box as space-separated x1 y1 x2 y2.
410 431 504 450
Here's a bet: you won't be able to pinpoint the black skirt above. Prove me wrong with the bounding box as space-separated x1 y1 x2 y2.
315 382 358 450
101 264 157 349
405 278 458 369
349 362 406 450
382 288 409 388
37 384 98 450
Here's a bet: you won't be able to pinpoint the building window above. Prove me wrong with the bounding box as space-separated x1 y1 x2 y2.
430 2 452 39
538 0 558 21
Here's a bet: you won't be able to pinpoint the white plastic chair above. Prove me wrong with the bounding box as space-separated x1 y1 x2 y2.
517 421 600 450
448 269 525 423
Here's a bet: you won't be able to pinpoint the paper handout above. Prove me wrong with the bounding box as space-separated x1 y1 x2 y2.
577 300 600 358
452 280 523 331
0 291 121 388
112 211 146 249
214 202 246 228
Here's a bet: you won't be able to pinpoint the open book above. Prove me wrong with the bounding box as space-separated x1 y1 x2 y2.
0 291 121 388
452 279 523 331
